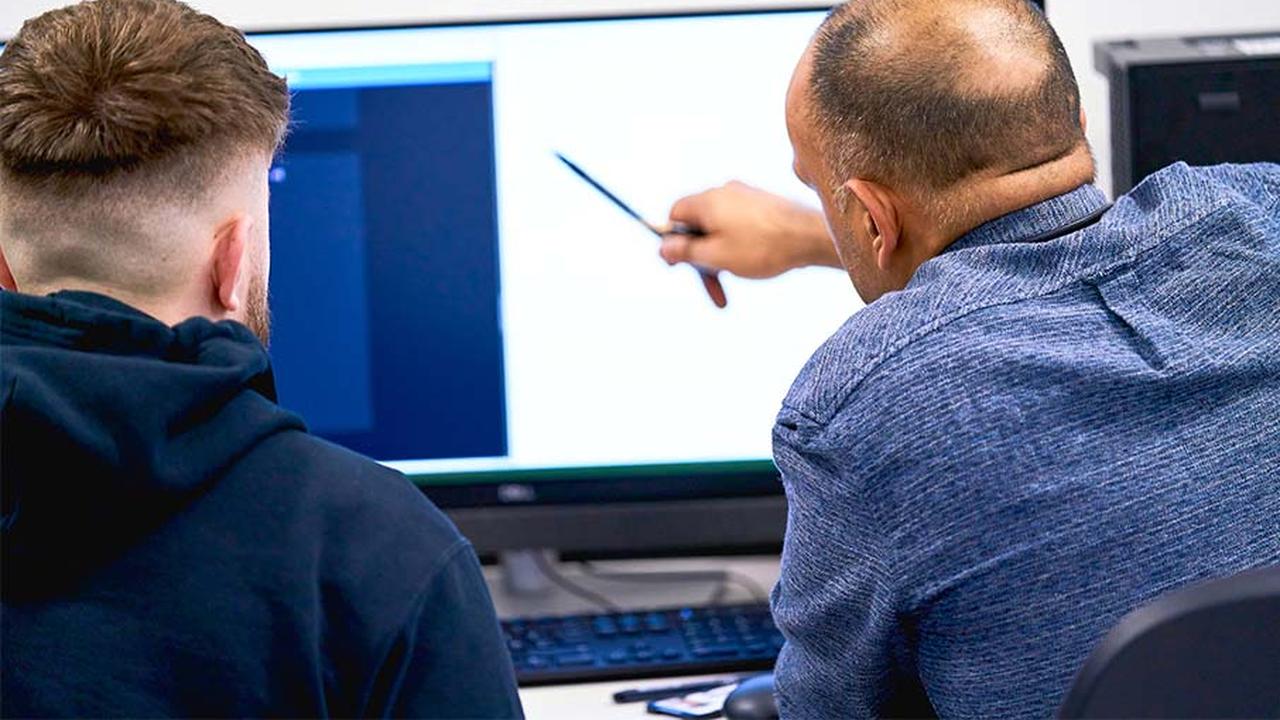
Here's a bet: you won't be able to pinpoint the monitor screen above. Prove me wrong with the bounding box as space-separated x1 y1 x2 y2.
260 11 866 492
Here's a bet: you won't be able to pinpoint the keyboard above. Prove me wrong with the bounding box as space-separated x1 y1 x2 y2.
502 603 782 685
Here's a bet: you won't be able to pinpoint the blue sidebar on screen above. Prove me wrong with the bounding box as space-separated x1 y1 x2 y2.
266 62 508 462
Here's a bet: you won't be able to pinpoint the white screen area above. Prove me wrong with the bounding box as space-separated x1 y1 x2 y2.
250 12 863 475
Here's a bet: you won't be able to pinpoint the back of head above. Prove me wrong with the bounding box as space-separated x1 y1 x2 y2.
809 0 1085 196
0 0 288 298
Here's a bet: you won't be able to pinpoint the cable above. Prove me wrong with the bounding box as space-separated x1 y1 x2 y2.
521 555 772 613
531 551 622 612
722 570 770 604
580 562 731 606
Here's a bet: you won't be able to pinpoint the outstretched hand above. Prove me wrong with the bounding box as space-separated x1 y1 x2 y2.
659 182 837 307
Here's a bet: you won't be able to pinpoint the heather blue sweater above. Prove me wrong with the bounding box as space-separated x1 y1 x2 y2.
770 163 1280 718
1 291 523 718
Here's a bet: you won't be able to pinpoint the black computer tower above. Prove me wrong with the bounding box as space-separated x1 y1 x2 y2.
1095 32 1280 196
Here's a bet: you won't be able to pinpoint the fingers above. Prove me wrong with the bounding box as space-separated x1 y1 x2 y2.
660 233 732 272
669 183 731 227
669 180 758 224
660 235 691 266
663 239 729 307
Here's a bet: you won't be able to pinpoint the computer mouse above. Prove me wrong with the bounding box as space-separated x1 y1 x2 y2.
723 673 779 720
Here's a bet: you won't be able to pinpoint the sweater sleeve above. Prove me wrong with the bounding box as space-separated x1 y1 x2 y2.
770 407 931 719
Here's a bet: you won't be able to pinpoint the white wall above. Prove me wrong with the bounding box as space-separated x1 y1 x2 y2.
4 0 1279 196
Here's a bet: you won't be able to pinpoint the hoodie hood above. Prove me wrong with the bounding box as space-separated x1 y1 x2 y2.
1 290 304 595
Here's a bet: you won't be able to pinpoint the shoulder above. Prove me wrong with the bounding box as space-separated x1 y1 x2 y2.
212 431 503 712
1136 162 1279 210
216 429 475 643
777 275 958 426
782 163 1280 430
778 273 1036 433
1118 162 1280 249
775 272 1142 505
222 428 465 569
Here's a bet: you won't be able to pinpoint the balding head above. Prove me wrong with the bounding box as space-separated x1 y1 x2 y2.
808 0 1083 192
785 0 1093 303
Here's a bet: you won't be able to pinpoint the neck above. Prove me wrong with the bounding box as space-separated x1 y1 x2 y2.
20 279 213 328
871 143 1095 299
934 143 1097 248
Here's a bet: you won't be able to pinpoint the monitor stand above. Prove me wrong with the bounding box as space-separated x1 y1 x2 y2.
500 548 559 597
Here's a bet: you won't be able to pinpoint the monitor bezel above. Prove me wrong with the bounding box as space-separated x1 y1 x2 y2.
239 4 835 38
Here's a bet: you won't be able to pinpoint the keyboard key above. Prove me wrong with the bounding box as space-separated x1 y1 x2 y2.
555 652 596 667
693 645 741 658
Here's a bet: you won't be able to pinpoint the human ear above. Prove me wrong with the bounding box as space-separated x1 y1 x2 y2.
210 214 253 313
845 178 902 271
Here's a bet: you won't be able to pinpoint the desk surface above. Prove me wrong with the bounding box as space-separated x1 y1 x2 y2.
521 673 745 720
482 555 781 719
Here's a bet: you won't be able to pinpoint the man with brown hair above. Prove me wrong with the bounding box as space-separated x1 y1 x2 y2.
0 1 522 716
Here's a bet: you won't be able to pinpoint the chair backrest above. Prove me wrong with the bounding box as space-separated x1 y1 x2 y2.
1058 565 1280 719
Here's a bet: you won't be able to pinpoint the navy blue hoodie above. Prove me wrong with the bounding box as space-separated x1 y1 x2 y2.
0 290 523 718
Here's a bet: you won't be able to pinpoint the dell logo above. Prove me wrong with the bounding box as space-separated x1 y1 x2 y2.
497 484 536 503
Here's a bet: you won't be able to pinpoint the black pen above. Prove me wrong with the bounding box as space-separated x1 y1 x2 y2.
612 677 740 704
554 152 705 240
554 151 727 307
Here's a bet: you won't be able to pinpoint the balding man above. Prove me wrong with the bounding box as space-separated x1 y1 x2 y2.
664 1 1279 717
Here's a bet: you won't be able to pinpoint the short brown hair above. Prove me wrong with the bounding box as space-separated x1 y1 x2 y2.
0 0 289 294
810 0 1084 192
0 0 288 185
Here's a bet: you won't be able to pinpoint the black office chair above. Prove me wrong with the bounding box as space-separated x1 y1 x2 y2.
1058 565 1280 719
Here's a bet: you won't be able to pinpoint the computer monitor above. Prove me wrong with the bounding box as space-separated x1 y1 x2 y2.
246 7 855 556
250 0 1062 555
